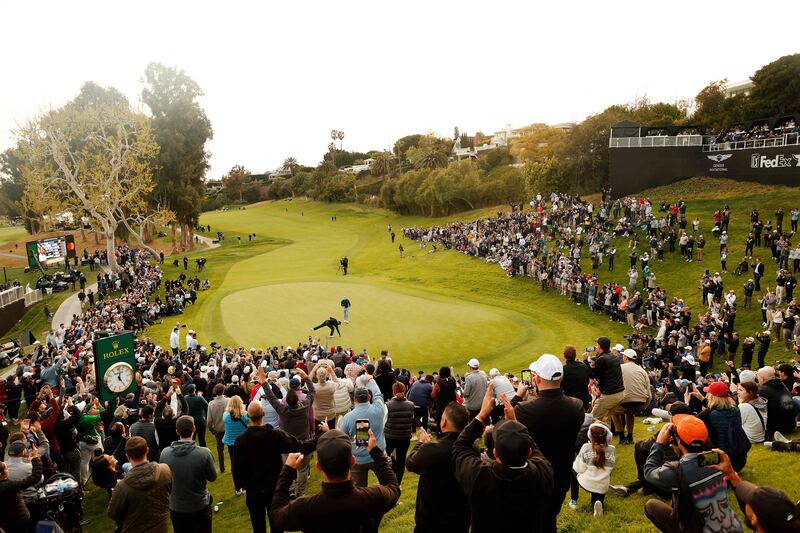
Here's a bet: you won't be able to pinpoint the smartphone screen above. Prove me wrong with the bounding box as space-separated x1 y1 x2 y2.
697 451 720 468
520 369 533 386
355 419 370 446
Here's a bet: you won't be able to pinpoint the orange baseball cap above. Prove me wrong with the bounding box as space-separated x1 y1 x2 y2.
672 414 708 446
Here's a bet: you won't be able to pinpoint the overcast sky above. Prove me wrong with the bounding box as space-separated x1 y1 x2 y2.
1 1 797 179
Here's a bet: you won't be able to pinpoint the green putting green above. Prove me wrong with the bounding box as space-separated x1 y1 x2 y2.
220 281 532 366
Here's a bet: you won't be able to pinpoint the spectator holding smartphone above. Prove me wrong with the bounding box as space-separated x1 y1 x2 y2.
340 372 385 487
270 428 399 532
708 449 800 533
453 383 554 532
0 443 43 533
643 415 743 533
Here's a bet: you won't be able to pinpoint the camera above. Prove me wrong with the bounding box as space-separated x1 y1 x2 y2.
585 346 596 353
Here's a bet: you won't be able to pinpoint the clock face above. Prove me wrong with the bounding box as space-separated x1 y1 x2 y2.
104 362 134 394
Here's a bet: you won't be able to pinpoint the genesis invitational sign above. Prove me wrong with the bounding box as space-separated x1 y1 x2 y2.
610 143 800 196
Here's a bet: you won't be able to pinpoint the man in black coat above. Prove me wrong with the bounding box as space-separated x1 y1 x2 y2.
584 336 624 424
312 317 342 337
560 346 591 408
757 366 796 439
454 383 554 533
233 401 319 533
512 354 584 533
406 402 470 533
753 258 765 291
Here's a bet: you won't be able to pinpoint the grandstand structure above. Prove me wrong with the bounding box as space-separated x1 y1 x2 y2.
609 115 800 196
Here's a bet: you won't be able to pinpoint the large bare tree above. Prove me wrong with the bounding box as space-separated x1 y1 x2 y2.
17 91 172 271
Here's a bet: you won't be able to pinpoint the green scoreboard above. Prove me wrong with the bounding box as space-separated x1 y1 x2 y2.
94 331 138 402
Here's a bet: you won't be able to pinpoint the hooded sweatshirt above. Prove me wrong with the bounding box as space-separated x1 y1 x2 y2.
107 462 172 533
160 439 217 513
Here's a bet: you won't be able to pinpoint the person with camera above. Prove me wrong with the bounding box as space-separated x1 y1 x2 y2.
340 373 386 488
584 336 625 426
270 427 399 533
512 354 584 533
709 448 800 532
262 367 317 495
0 441 43 533
454 382 555 533
643 414 743 533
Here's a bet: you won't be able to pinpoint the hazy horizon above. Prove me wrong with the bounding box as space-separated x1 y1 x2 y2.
1 1 797 179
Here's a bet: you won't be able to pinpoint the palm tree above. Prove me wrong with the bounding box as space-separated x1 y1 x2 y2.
283 157 298 175
371 151 396 176
337 130 345 151
328 142 337 168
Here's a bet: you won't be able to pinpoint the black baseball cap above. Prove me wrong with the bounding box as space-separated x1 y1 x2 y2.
493 420 532 468
735 480 799 532
316 429 352 473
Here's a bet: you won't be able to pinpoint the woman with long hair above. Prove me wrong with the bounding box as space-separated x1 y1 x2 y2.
571 422 616 517
222 395 249 494
699 381 748 471
737 381 768 443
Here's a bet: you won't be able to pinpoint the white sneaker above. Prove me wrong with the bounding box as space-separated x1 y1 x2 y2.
763 441 773 449
609 485 628 497
569 499 578 510
774 431 790 443
593 500 603 517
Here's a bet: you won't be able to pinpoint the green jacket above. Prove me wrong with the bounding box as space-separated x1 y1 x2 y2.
185 394 208 421
78 412 104 438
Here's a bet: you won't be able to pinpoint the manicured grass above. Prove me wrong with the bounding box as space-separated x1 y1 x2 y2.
60 183 800 532
220 281 529 368
0 226 27 248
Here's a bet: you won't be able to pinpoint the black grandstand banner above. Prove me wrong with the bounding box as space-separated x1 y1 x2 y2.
608 120 800 197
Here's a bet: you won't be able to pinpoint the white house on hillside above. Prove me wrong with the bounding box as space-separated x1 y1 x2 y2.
341 158 375 174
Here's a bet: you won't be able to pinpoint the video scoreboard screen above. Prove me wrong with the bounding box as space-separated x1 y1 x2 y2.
26 235 76 268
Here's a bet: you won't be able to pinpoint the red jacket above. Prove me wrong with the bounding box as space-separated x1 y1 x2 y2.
29 397 60 456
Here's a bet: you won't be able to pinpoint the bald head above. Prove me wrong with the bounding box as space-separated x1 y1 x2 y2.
757 366 776 382
247 400 264 424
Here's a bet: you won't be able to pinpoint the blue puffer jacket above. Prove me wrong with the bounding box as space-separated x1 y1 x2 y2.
407 379 432 408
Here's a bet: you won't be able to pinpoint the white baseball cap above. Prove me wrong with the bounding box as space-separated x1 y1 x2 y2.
622 349 638 360
613 343 625 352
739 370 757 383
529 354 563 381
467 358 480 368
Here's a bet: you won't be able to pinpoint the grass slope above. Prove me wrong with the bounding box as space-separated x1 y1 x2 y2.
67 182 800 531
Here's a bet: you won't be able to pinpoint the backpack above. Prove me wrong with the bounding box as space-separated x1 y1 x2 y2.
35 520 65 533
725 411 751 470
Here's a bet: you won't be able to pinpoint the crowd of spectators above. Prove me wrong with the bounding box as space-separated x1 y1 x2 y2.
713 118 799 144
0 200 799 532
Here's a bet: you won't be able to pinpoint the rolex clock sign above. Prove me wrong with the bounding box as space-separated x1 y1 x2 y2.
94 331 137 401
